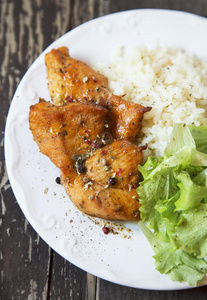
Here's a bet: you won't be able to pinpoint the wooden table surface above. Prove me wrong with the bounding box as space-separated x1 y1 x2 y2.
1 0 207 299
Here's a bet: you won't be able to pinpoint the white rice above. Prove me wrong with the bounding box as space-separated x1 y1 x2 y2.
94 45 207 157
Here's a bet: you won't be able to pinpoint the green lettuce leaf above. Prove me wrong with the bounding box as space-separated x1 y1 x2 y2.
193 168 207 203
138 222 207 286
138 156 164 180
138 166 179 241
142 146 193 180
155 192 182 239
174 171 207 211
188 125 207 154
170 203 207 257
190 148 207 166
164 123 196 158
137 123 207 286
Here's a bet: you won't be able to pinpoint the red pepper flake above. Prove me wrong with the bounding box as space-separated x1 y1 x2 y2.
139 143 148 151
116 168 122 176
74 73 78 77
102 227 111 234
92 76 98 83
85 129 90 133
85 139 91 144
91 140 103 148
65 96 73 102
102 150 107 155
91 142 98 148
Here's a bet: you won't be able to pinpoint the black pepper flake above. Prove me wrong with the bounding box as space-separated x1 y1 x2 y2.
73 154 87 174
55 177 61 184
58 130 67 136
75 160 86 174
108 177 117 186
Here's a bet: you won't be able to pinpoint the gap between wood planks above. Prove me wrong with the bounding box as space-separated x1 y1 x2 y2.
86 273 98 300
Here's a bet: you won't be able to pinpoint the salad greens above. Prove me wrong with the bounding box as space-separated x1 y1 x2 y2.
137 123 207 286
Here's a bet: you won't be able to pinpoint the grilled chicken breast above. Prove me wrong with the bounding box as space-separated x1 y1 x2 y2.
29 100 144 220
29 48 151 220
45 47 151 141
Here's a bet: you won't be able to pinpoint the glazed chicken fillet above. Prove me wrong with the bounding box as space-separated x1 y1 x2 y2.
29 47 151 220
45 47 151 141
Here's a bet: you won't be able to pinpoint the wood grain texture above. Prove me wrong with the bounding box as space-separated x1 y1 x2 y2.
1 0 207 299
110 0 207 17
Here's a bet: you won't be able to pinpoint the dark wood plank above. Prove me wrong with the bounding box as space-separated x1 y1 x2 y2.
110 0 207 17
97 278 207 300
0 189 51 300
48 252 88 300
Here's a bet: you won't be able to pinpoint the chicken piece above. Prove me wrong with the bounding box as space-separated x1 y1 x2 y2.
45 46 108 105
61 139 143 220
29 99 112 175
45 47 151 141
29 100 143 220
62 140 143 220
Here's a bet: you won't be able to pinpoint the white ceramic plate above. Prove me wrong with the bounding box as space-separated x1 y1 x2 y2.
5 9 207 290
